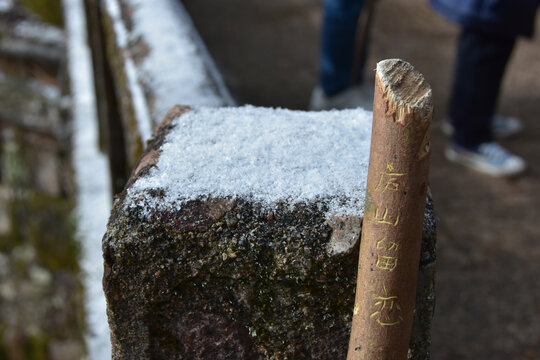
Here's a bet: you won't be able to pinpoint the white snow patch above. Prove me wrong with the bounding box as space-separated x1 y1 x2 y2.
128 106 373 217
104 0 234 128
103 0 153 142
13 20 65 45
63 0 111 358
0 0 12 12
27 78 62 102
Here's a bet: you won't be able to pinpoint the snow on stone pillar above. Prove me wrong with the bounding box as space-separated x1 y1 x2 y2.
102 104 436 359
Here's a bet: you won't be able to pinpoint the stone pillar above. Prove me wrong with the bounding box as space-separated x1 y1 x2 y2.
102 105 436 359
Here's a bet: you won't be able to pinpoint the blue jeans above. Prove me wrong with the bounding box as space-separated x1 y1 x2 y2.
319 0 365 96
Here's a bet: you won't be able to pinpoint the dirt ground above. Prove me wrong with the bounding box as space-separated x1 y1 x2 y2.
183 0 540 358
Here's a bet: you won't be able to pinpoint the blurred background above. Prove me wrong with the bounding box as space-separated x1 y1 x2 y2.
0 0 539 359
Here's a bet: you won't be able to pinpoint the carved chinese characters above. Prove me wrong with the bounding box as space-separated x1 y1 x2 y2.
370 282 403 327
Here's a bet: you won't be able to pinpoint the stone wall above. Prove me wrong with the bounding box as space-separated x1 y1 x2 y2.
0 2 85 358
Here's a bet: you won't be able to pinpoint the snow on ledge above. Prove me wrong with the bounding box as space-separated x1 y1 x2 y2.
128 106 373 218
104 0 234 136
63 0 112 357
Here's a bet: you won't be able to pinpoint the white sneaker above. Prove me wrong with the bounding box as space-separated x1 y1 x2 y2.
445 142 526 177
309 84 374 111
442 115 523 138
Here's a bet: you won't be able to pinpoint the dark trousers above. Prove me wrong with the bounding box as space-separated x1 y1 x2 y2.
449 28 515 148
319 0 365 96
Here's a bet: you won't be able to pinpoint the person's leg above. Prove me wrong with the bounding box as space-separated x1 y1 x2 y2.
445 28 525 176
319 0 364 96
449 28 515 148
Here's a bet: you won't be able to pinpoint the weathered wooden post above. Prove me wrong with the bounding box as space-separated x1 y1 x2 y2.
347 59 433 359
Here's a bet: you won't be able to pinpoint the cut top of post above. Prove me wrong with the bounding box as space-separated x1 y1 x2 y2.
376 59 433 125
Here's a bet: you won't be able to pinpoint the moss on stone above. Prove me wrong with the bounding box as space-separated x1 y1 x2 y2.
5 190 79 271
0 126 85 359
21 0 63 27
26 334 49 360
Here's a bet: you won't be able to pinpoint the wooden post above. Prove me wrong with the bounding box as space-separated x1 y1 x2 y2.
347 59 433 359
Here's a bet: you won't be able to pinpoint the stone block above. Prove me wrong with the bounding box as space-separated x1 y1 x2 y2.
103 105 436 359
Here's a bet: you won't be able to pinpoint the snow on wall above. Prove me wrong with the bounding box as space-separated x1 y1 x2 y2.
128 106 373 217
13 20 65 46
0 0 12 12
63 0 112 358
103 0 234 136
103 0 153 143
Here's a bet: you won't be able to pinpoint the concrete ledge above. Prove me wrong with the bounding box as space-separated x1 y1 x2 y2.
100 0 234 169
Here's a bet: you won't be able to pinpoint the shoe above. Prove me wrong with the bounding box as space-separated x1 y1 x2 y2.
445 141 526 177
309 84 374 111
441 115 523 138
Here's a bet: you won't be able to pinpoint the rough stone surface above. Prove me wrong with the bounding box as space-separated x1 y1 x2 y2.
103 107 437 359
325 216 362 256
